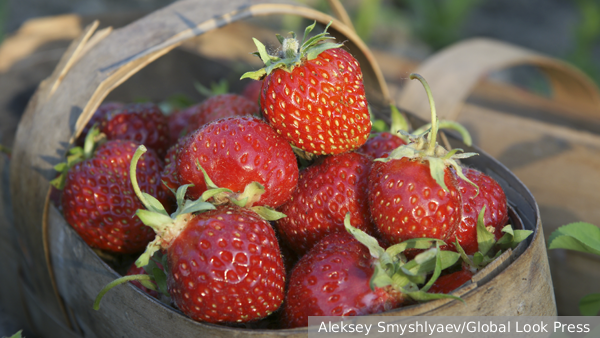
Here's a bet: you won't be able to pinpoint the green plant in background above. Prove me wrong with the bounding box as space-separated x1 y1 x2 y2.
567 0 600 85
397 0 481 50
548 222 600 316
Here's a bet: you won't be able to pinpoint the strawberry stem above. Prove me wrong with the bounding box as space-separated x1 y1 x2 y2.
130 145 152 210
93 274 155 310
409 73 438 156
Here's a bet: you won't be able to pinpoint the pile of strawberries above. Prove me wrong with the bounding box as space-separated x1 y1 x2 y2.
53 22 530 329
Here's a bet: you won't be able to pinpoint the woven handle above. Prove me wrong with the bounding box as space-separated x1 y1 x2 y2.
397 38 600 122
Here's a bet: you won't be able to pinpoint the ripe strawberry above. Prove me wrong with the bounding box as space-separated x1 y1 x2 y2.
61 140 164 253
370 157 463 244
358 132 406 159
242 22 371 155
276 152 375 255
282 231 405 328
184 93 258 132
444 167 509 255
76 102 123 146
241 79 263 104
159 135 190 202
428 268 474 294
100 103 170 157
166 205 285 323
94 148 287 323
369 74 476 246
177 115 298 208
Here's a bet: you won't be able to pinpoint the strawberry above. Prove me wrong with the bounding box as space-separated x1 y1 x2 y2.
166 205 285 323
275 151 375 255
282 215 463 328
358 132 406 159
158 135 190 209
368 74 476 246
76 102 123 146
427 267 474 294
282 231 405 328
100 102 170 157
60 139 164 253
242 22 371 155
94 147 286 324
241 79 263 104
177 115 298 208
444 167 509 255
183 93 258 133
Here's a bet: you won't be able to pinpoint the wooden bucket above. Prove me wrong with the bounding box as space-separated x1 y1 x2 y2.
396 39 600 315
7 1 555 337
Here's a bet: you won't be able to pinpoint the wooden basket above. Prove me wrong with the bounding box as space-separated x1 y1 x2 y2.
6 1 555 337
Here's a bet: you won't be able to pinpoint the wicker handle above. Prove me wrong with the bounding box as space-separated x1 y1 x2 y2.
397 38 600 122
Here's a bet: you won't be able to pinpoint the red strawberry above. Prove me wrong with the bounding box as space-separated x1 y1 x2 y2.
282 231 404 328
76 102 124 146
444 167 509 254
177 115 298 208
242 22 371 155
167 107 196 142
427 267 474 294
276 152 375 255
61 140 164 253
369 157 462 244
358 132 406 159
166 205 285 323
368 74 476 246
101 103 170 157
185 93 258 132
242 79 263 104
94 149 287 323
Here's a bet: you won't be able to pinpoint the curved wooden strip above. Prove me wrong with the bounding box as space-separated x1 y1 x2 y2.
397 38 600 122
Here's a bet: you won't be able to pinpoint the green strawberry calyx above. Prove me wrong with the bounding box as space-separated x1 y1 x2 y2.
240 21 343 80
194 160 286 221
376 73 478 193
343 213 466 304
50 125 105 189
130 146 216 268
455 207 533 270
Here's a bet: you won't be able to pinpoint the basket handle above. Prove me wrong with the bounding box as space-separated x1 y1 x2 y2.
396 38 600 122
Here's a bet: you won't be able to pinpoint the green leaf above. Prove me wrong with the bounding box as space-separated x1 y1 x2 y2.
6 330 23 338
179 199 215 215
476 207 495 256
511 230 533 247
240 68 267 81
454 238 475 267
427 157 449 192
344 213 385 260
301 21 318 45
390 105 409 138
386 238 444 256
141 192 168 216
305 42 344 60
370 264 394 289
406 290 465 303
275 33 285 45
152 267 169 297
407 250 460 276
252 37 273 65
580 293 600 316
251 206 287 221
201 188 233 203
371 119 388 133
195 160 220 190
136 210 172 231
135 240 161 268
548 222 600 255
